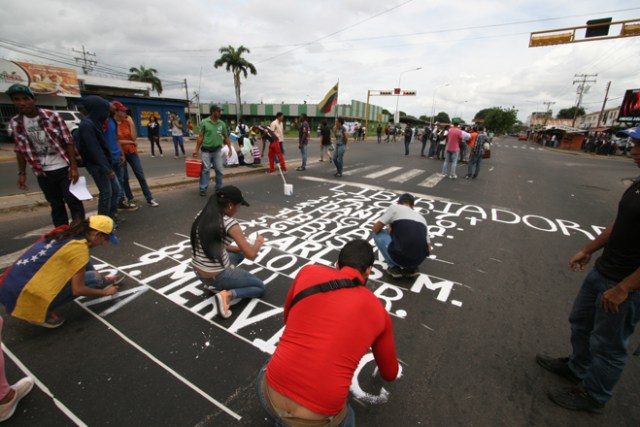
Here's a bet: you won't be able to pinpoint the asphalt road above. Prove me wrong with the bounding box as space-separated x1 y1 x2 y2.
0 136 639 426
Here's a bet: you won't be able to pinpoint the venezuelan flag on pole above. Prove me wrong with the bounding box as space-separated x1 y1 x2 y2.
318 82 339 113
0 238 89 322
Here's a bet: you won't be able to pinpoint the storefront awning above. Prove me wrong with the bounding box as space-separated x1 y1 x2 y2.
0 59 81 98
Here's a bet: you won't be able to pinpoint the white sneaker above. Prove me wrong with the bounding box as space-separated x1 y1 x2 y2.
147 199 159 207
0 377 34 422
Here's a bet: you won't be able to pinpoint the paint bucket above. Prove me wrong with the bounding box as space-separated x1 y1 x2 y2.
185 159 202 177
229 132 238 142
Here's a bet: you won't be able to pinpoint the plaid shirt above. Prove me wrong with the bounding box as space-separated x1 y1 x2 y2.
472 132 489 155
10 109 73 176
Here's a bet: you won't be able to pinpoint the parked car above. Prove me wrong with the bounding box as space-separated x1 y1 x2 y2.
56 110 83 133
517 132 528 141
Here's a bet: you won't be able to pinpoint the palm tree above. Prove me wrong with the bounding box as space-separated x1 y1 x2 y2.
128 65 163 95
214 45 257 123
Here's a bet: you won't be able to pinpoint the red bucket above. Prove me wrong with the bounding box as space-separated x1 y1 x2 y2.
186 159 202 177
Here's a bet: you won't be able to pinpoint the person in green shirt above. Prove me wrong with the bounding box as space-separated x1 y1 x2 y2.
193 105 231 196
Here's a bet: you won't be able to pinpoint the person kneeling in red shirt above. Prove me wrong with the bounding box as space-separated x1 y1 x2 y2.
257 239 399 426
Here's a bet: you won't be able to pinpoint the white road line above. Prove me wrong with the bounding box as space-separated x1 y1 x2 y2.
364 166 403 179
74 302 243 421
2 344 88 426
389 169 424 183
342 164 379 176
418 173 445 188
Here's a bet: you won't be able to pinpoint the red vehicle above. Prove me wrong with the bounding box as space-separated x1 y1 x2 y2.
517 132 528 141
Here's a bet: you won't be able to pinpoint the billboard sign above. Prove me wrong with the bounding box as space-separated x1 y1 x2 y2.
619 88 640 123
0 59 81 97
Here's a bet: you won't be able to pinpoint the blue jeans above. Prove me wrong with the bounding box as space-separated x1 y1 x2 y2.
50 269 102 310
467 152 483 177
428 140 438 157
196 259 264 300
200 149 224 192
567 268 640 403
372 230 398 268
124 153 153 202
86 163 119 218
442 151 458 176
257 361 355 427
173 135 185 156
36 166 85 226
299 143 308 169
112 161 128 202
333 144 346 174
404 139 411 155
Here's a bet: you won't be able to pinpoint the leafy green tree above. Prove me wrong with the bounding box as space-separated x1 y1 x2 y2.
434 112 450 123
128 65 163 94
481 107 518 133
557 106 585 119
214 45 257 123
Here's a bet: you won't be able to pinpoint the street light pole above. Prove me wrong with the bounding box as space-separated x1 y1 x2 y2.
395 67 421 124
430 82 449 127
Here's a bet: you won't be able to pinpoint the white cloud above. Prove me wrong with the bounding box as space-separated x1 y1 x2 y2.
1 0 638 123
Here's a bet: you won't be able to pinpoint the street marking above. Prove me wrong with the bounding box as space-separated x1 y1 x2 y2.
365 167 403 179
342 164 378 176
418 173 445 188
389 169 424 183
2 344 88 426
74 301 243 421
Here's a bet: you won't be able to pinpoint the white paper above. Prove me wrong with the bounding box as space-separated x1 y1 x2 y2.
69 176 93 201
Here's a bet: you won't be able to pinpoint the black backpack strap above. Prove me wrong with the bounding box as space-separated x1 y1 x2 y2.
289 277 363 312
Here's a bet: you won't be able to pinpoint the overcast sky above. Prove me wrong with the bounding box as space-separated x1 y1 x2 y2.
1 0 638 123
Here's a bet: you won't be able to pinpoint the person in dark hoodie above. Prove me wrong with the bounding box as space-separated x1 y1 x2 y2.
78 96 120 220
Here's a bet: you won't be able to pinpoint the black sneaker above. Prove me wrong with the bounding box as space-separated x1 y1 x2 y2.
536 354 580 384
402 266 420 278
386 266 403 279
548 385 604 414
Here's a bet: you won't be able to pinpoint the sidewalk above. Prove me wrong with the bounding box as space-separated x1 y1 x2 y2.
0 137 301 214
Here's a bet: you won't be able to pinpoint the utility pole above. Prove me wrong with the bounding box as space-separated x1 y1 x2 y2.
572 73 597 127
72 45 97 74
596 81 611 129
542 101 555 126
184 78 190 121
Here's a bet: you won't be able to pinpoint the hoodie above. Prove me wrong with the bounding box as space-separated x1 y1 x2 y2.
78 96 113 174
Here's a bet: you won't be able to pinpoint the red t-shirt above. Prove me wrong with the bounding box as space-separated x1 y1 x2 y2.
266 265 398 415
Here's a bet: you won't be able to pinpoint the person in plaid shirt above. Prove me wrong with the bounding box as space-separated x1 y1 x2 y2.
7 84 84 227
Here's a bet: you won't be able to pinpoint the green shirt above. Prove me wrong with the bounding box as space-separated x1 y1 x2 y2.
200 118 227 149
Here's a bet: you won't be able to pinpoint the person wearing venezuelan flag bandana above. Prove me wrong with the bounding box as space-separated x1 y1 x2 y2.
0 216 120 328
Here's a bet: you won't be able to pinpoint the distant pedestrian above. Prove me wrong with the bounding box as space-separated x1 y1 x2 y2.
333 117 348 177
319 119 331 162
403 126 412 156
268 112 285 161
7 83 84 227
536 127 640 414
465 127 488 179
442 120 461 179
384 125 390 142
421 125 432 157
377 124 382 144
169 111 185 158
113 101 159 207
296 113 309 171
147 114 162 157
428 124 439 159
190 186 265 319
193 105 231 196
372 193 431 279
459 126 470 164
436 126 448 160
254 125 287 174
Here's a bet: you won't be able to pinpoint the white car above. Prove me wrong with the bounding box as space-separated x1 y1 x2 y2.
56 110 83 133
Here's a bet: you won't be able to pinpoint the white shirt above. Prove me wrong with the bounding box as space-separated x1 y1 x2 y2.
270 119 284 142
222 144 239 166
23 115 67 171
